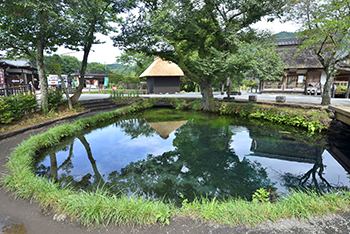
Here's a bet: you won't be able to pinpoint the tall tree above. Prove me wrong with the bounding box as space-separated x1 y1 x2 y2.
67 0 135 104
285 0 350 105
113 0 285 109
0 0 72 112
239 40 285 91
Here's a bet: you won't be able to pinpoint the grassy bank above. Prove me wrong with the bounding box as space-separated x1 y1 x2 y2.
1 98 347 227
150 97 333 133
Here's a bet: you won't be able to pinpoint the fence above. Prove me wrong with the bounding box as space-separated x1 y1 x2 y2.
0 85 33 97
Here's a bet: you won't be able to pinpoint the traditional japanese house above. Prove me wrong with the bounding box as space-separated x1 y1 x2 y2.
0 58 37 96
261 38 350 95
0 58 36 87
139 57 185 94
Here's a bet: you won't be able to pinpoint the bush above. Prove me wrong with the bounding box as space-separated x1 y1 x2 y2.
0 94 37 124
48 88 64 110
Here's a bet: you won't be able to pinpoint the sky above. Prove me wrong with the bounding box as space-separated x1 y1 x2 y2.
54 18 300 65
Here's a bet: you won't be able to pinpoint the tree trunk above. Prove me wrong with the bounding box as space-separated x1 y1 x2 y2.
49 153 58 182
36 32 49 112
78 136 104 186
70 21 95 105
321 68 336 105
199 78 213 110
70 46 91 104
58 74 73 110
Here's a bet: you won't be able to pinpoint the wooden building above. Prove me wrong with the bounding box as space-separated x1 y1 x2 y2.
0 58 36 87
139 57 185 94
71 72 107 88
261 38 350 95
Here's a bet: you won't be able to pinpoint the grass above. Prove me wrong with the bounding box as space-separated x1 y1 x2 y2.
1 98 348 228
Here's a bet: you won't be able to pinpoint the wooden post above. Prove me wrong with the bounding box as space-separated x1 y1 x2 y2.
346 77 350 99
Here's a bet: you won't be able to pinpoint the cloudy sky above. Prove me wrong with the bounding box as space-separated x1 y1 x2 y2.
54 18 300 65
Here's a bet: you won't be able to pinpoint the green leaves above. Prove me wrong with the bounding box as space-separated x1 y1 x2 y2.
285 0 350 104
114 0 287 109
0 94 38 124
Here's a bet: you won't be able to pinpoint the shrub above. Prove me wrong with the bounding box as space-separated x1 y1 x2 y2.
0 94 37 124
48 88 64 110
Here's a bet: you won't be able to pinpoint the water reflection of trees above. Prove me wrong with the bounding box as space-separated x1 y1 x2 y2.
246 124 349 193
35 116 275 205
37 111 350 204
115 118 156 139
279 152 349 193
107 119 275 205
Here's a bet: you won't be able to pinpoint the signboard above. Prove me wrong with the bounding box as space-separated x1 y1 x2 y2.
104 77 109 87
10 78 25 84
298 75 304 83
0 70 4 85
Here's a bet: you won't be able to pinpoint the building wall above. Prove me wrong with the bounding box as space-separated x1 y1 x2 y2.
147 77 154 94
147 76 180 94
154 77 180 94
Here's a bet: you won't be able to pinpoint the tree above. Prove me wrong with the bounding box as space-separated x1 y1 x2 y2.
67 0 134 104
285 0 350 105
113 0 286 109
47 55 73 110
116 51 155 76
86 62 111 74
60 55 82 75
0 0 73 112
239 41 285 91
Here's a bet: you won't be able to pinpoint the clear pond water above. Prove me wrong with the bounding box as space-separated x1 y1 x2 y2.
34 108 350 204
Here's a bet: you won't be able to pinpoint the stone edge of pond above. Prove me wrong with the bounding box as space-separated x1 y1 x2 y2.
217 98 334 112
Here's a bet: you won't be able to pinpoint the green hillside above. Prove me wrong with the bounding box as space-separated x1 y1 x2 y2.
274 31 296 39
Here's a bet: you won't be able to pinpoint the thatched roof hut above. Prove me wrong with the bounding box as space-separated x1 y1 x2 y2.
139 57 185 94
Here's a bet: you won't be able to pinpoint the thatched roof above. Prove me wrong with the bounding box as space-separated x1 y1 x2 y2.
146 120 188 139
139 57 185 78
276 38 323 69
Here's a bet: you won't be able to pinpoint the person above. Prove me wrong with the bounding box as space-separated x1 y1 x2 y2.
98 79 104 93
332 83 336 98
68 79 73 94
29 81 35 94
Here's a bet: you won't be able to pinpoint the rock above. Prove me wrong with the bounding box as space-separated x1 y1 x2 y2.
276 96 286 103
249 95 257 102
53 213 67 222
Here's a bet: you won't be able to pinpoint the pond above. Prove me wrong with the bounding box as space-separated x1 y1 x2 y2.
34 108 350 205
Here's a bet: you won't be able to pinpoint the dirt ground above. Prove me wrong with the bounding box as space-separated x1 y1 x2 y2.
1 111 350 234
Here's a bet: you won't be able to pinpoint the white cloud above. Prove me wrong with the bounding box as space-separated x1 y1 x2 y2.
252 17 300 33
55 33 121 64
